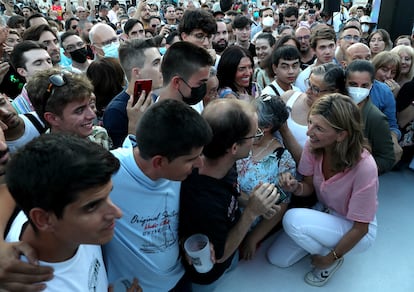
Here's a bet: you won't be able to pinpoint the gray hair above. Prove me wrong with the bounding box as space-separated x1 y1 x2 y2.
256 94 289 133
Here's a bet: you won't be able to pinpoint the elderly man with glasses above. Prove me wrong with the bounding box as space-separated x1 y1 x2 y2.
180 98 279 291
89 22 119 59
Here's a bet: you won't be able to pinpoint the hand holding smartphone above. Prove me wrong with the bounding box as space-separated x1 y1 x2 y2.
133 79 152 106
275 185 288 204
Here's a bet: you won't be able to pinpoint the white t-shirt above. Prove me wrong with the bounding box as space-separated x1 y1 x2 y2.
6 212 108 292
7 113 42 153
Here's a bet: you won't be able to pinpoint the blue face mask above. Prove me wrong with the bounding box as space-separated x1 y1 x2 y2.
253 11 259 19
102 42 120 59
159 47 167 55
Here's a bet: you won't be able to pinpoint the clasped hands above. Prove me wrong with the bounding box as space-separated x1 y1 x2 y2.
247 183 281 219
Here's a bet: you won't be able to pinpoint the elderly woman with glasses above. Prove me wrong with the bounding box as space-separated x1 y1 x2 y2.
236 94 296 261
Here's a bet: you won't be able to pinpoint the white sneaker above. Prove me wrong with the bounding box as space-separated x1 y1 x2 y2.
304 257 344 287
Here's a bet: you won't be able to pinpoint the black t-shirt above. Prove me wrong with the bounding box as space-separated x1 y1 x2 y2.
300 55 316 71
179 168 240 285
0 65 25 99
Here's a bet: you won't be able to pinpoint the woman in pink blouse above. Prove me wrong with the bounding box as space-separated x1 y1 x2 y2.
267 94 378 287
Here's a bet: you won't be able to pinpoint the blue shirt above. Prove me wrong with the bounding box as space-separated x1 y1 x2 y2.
370 80 401 139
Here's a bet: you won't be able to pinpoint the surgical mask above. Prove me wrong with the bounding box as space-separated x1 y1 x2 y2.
253 11 259 20
179 78 207 105
69 47 88 63
262 16 274 27
102 41 120 58
159 47 167 55
347 86 371 104
361 24 370 33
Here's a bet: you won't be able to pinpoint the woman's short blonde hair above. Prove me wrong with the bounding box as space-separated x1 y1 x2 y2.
372 51 401 80
391 45 414 81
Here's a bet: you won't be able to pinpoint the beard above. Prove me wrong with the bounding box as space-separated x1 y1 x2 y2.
212 40 228 53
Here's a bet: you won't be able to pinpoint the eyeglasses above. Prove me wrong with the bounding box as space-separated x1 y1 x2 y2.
296 35 310 41
190 32 212 42
94 37 118 47
341 35 361 42
71 25 78 30
240 128 264 141
43 74 67 113
305 78 331 95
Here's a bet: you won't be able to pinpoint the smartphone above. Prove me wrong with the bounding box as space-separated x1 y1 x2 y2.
276 185 288 204
133 79 152 106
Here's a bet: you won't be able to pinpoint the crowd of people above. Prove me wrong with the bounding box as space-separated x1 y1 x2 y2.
0 0 412 291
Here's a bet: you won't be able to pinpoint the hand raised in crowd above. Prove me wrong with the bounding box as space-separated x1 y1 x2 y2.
158 25 170 37
3 43 13 55
384 78 400 96
126 90 153 135
246 183 279 218
0 241 53 291
0 61 10 84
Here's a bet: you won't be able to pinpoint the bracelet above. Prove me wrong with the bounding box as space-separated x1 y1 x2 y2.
331 249 341 260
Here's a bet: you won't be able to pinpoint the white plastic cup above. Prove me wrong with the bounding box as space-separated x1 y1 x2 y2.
184 233 214 273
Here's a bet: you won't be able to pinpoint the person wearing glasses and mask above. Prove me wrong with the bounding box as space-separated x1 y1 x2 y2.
180 98 279 291
89 23 119 59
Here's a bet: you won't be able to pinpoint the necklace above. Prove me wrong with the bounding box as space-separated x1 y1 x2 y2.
252 138 275 159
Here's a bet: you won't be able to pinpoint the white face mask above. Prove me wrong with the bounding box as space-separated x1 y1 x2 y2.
361 24 370 33
262 16 274 28
347 86 371 104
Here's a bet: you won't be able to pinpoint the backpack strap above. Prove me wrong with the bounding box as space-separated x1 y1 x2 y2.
273 147 286 168
268 84 281 97
24 113 47 134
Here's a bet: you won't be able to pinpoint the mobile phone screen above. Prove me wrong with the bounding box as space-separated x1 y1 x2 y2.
276 185 288 204
133 79 152 105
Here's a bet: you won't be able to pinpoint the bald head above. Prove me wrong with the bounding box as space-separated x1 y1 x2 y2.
345 43 371 64
89 23 117 58
202 99 257 159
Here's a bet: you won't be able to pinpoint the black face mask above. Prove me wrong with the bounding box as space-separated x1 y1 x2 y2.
179 78 207 105
69 47 88 63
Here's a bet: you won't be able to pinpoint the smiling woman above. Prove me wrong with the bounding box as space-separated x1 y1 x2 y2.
217 46 261 101
268 94 378 287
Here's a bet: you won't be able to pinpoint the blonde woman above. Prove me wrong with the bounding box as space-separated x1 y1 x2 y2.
391 45 414 87
268 94 378 287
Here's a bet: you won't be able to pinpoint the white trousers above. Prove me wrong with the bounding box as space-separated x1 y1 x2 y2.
267 207 377 268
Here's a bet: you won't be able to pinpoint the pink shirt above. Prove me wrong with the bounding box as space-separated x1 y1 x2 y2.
298 141 378 223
